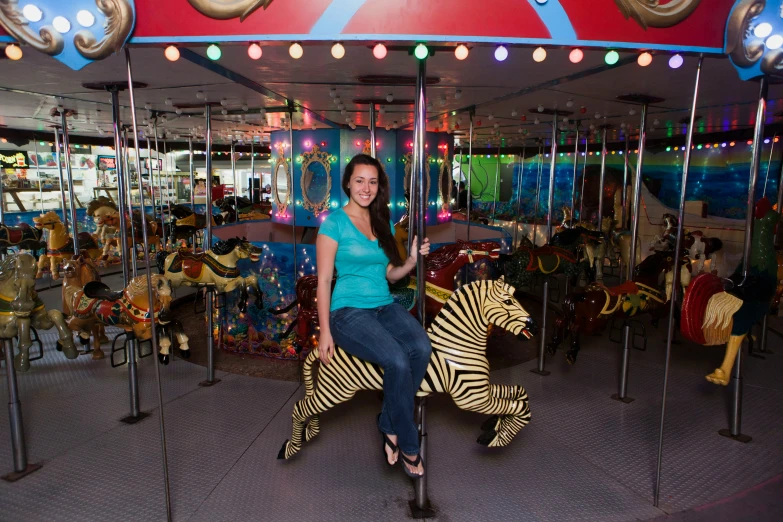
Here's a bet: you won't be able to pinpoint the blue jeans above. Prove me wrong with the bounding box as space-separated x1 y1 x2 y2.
330 302 432 456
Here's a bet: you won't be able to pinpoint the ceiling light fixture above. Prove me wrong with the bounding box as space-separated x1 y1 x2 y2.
289 42 304 59
164 45 180 61
248 43 262 60
331 42 345 59
532 46 546 62
455 44 469 61
373 43 387 60
207 44 221 61
495 45 509 62
569 48 583 63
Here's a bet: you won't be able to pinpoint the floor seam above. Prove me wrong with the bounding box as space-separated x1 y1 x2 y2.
183 383 302 522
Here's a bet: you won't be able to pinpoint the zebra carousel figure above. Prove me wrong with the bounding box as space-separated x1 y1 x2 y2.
278 277 538 460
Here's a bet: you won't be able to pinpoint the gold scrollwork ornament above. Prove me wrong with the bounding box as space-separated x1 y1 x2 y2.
439 156 452 214
403 152 432 200
614 0 701 30
187 0 273 22
0 0 64 55
300 145 332 217
725 0 767 68
273 144 292 216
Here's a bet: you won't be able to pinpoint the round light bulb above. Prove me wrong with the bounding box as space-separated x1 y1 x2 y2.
767 34 783 50
629 108 636 116
207 44 221 61
220 98 228 107
495 45 509 62
373 43 387 60
248 43 262 60
532 46 546 62
242 104 249 111
595 112 601 119
754 22 773 39
52 16 71 33
637 52 652 67
5 44 22 61
196 91 205 100
669 54 684 69
511 109 518 117
537 104 544 113
175 109 182 115
165 98 173 106
455 44 469 61
289 42 304 59
76 10 95 27
164 45 180 62
569 48 584 64
22 4 42 22
455 89 462 100
386 93 394 103
534 118 540 125
566 99 574 108
605 50 619 65
414 43 429 60
331 42 345 59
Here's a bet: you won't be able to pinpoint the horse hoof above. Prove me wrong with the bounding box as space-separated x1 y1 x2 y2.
476 430 497 446
92 349 105 361
159 354 170 365
178 348 191 359
566 352 577 365
99 336 110 344
13 354 30 373
480 415 499 432
546 343 558 356
277 440 290 460
78 336 90 346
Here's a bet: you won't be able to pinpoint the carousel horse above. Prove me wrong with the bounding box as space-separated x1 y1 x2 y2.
86 197 119 243
558 206 613 280
0 253 78 372
33 211 103 279
501 227 597 290
0 222 45 256
649 213 678 252
684 230 723 274
681 198 779 386
162 203 220 247
274 240 503 349
61 256 109 358
548 249 691 364
86 197 164 256
278 277 538 460
157 236 262 312
64 273 189 364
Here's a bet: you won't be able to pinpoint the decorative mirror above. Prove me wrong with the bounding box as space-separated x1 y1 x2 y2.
403 152 432 200
301 144 332 217
439 156 452 213
273 143 291 215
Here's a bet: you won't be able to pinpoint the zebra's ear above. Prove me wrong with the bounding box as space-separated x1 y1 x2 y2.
498 275 505 283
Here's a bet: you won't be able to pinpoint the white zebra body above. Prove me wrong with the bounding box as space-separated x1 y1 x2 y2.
279 278 537 459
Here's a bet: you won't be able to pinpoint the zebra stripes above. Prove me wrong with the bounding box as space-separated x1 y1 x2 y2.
279 277 537 460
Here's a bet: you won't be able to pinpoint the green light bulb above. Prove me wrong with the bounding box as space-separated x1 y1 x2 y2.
414 43 429 60
605 50 619 65
207 44 222 61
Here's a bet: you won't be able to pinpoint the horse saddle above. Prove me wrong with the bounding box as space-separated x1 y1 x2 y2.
83 281 124 301
177 248 209 262
602 280 639 297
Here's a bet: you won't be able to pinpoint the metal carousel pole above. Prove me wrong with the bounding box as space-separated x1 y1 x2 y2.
622 134 630 229
491 146 500 225
33 140 44 211
369 103 377 158
289 111 298 281
532 140 543 247
513 145 527 249
123 127 139 277
231 140 238 212
52 126 69 233
613 94 662 403
60 111 80 254
654 54 704 508
466 109 474 241
199 105 220 388
250 140 255 205
579 134 588 221
570 124 580 220
717 76 769 444
125 47 172 522
410 52 435 520
594 124 611 282
154 119 167 251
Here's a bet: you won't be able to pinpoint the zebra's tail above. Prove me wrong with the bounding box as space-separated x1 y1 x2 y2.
303 348 319 397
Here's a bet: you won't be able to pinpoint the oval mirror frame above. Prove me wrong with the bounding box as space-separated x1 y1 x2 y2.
439 156 452 214
403 152 432 201
273 153 291 215
301 144 332 217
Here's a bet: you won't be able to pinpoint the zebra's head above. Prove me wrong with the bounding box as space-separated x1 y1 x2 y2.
484 277 537 339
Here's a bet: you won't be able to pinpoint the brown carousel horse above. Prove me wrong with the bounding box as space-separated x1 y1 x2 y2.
86 198 163 257
64 273 190 364
272 240 503 350
61 256 110 359
33 211 103 279
548 249 692 364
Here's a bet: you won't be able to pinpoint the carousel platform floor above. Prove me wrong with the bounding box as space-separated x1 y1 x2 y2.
0 274 782 521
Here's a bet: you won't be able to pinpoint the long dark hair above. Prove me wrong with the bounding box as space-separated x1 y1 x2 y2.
342 154 403 267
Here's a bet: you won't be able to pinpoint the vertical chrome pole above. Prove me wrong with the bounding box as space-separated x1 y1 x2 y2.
570 125 580 220
466 110 474 241
109 88 131 287
369 103 377 158
154 120 167 251
579 135 588 221
125 47 172 522
53 127 69 232
289 113 298 280
123 128 138 277
614 106 649 403
513 146 527 249
597 126 608 228
411 55 434 519
33 140 44 211
250 140 255 204
491 147 500 225
200 105 220 388
532 115 557 377
622 134 630 229
189 137 197 251
231 141 238 210
2 338 42 481
60 112 80 253
146 137 158 245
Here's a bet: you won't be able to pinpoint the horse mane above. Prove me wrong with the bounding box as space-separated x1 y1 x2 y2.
87 197 118 215
0 255 16 282
128 274 164 295
212 237 243 255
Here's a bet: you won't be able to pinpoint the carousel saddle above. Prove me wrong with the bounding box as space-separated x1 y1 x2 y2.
604 280 639 297
177 248 209 262
83 281 124 301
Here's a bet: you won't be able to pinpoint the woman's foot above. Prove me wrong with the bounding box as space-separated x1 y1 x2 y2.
401 452 424 477
384 434 399 465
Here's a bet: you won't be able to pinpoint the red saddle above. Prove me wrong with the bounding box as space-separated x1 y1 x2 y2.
604 280 639 297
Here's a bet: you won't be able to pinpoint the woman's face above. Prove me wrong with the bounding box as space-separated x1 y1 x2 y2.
348 164 379 208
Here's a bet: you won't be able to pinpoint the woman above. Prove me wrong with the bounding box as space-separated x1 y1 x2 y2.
317 154 431 478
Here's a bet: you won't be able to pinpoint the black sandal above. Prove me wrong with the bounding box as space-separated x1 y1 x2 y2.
400 452 425 479
378 414 398 467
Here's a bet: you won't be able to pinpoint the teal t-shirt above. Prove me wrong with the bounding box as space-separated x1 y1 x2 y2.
318 208 395 312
